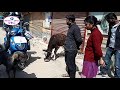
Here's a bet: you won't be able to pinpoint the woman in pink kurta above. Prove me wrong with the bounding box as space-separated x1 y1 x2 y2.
81 16 105 78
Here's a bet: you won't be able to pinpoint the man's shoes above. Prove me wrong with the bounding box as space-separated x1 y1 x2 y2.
98 72 104 75
61 73 69 77
98 72 109 77
102 74 109 77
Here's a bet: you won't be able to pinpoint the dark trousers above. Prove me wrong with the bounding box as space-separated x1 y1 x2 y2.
65 50 77 78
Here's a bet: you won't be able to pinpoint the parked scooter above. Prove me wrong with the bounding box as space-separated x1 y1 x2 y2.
3 16 33 70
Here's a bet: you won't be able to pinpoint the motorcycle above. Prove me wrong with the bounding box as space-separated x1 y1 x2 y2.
3 16 33 70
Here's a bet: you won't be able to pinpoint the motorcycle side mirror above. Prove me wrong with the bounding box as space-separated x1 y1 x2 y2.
24 22 29 26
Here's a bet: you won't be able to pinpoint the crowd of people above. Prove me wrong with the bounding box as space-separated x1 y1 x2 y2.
1 12 120 78
63 13 120 78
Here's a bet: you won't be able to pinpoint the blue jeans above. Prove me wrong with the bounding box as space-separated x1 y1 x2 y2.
114 50 120 78
100 47 113 75
101 47 120 78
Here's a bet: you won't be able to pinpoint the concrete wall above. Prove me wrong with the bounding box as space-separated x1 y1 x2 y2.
29 12 51 44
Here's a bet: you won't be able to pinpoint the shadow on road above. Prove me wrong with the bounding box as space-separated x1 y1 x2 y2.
26 51 41 66
57 52 65 58
15 70 37 78
13 51 41 78
0 65 37 78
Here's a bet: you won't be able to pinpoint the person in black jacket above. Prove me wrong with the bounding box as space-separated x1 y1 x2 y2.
100 13 120 78
63 14 83 78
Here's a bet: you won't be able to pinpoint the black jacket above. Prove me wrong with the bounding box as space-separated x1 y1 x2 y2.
64 23 83 51
106 24 120 50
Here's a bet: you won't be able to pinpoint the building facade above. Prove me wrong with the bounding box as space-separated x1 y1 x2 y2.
1 12 120 53
17 12 120 53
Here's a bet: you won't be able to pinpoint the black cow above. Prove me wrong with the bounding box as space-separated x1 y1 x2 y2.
43 33 66 62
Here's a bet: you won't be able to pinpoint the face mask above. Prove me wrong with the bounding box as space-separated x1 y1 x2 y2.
67 21 72 26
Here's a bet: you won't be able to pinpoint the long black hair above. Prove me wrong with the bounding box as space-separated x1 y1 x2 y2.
84 15 100 26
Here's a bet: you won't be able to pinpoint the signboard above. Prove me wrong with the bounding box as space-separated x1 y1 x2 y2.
3 16 20 25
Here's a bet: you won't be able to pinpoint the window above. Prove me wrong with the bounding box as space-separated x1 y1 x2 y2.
89 12 111 35
100 16 109 35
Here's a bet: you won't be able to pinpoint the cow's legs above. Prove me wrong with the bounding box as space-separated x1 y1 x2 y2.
53 46 59 60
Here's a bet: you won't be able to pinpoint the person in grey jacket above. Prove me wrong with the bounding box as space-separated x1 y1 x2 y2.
63 14 83 78
99 13 120 78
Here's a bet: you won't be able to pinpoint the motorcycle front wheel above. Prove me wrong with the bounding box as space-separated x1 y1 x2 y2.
17 52 30 70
